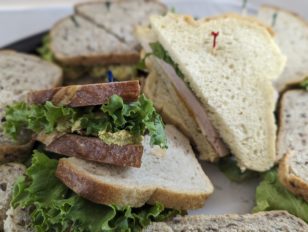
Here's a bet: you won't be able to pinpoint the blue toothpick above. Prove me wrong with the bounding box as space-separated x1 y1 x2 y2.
107 70 114 82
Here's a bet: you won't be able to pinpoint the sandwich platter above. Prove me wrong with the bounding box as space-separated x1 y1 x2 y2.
0 0 308 230
3 0 259 216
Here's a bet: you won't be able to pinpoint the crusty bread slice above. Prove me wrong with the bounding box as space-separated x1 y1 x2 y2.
137 25 228 159
0 163 26 230
50 15 139 66
257 5 308 91
277 90 308 160
75 0 167 50
4 206 32 232
0 51 62 163
277 90 308 201
144 211 308 232
149 13 286 171
144 69 218 161
37 133 143 168
56 125 214 210
279 151 308 202
27 80 140 107
0 51 62 91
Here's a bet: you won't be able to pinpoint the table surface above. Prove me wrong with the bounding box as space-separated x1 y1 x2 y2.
0 0 306 216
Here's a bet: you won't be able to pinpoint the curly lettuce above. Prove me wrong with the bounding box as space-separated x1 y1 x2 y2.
12 151 181 232
3 94 167 148
253 169 308 222
299 77 308 90
149 42 184 78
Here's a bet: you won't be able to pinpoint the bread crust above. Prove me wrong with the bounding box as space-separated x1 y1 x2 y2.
50 17 140 66
145 211 308 231
0 141 34 164
261 4 308 28
27 80 140 107
56 158 209 210
39 134 143 167
74 0 167 14
279 152 308 202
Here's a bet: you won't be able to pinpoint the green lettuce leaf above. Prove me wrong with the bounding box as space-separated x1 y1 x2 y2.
149 42 184 78
12 151 182 232
217 157 259 182
37 35 54 62
299 77 308 90
3 95 167 148
253 168 308 222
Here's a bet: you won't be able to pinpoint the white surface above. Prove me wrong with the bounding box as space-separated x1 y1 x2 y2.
0 0 306 216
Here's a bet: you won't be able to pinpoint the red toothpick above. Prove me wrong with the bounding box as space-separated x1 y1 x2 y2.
211 31 219 50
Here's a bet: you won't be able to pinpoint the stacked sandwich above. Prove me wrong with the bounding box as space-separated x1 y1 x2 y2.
257 5 308 91
1 80 214 231
138 11 308 227
38 0 167 84
251 5 308 222
139 13 286 171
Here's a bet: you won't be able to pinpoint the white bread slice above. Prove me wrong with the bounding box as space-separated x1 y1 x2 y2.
56 125 214 210
75 0 167 50
4 206 32 232
257 5 308 91
277 90 308 201
144 211 308 232
149 13 286 171
277 90 308 160
0 163 26 230
50 15 139 65
279 151 308 202
144 69 218 161
0 51 62 163
0 51 62 91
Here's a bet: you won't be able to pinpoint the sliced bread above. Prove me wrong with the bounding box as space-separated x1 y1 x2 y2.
50 15 139 66
149 13 286 171
0 51 62 91
0 163 26 230
279 151 308 202
144 69 218 161
37 133 143 168
0 51 62 163
277 90 308 201
144 211 308 232
75 0 167 50
277 90 308 160
56 125 214 210
4 206 32 232
27 80 140 107
257 5 308 91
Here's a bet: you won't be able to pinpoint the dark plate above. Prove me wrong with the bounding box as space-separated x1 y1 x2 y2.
2 31 48 54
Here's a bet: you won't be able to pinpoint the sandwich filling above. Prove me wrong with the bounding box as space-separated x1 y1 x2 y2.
3 94 167 148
